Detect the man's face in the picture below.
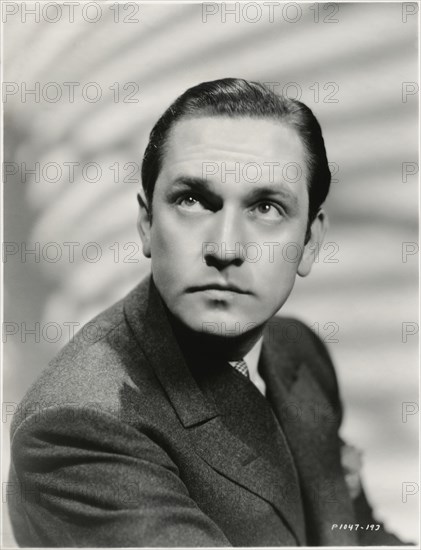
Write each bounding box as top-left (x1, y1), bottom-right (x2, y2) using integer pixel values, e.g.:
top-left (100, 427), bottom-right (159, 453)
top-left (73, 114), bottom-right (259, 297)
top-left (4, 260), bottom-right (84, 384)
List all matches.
top-left (139, 116), bottom-right (319, 336)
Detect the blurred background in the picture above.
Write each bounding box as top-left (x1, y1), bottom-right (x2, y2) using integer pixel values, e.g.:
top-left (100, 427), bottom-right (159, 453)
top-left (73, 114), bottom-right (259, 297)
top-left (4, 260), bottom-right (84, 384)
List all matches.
top-left (3, 1), bottom-right (419, 545)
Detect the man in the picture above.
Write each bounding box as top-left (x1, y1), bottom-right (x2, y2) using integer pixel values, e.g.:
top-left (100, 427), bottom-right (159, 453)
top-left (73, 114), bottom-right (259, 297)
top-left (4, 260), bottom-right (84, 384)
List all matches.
top-left (9, 78), bottom-right (403, 546)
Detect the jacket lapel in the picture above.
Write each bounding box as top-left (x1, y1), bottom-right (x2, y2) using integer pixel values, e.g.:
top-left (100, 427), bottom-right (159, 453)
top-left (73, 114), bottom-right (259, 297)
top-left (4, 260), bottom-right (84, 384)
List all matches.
top-left (124, 277), bottom-right (306, 545)
top-left (124, 275), bottom-right (218, 427)
top-left (189, 358), bottom-right (307, 546)
top-left (259, 321), bottom-right (359, 545)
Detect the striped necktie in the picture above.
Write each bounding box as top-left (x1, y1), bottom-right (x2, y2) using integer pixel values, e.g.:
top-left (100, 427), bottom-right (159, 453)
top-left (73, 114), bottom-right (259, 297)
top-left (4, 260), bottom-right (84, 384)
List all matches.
top-left (230, 359), bottom-right (249, 379)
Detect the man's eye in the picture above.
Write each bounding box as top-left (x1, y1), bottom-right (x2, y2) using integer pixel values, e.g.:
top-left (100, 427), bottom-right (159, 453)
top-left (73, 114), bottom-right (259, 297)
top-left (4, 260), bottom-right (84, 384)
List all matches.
top-left (177, 195), bottom-right (206, 211)
top-left (251, 202), bottom-right (283, 220)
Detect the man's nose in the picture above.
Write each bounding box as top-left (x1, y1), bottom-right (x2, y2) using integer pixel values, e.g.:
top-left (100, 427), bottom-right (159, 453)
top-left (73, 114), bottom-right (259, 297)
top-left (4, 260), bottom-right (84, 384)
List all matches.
top-left (202, 209), bottom-right (246, 269)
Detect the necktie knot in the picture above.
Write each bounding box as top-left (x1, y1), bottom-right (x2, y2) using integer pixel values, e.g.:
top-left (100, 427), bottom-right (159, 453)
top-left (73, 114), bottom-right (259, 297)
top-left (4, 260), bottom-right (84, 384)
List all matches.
top-left (230, 359), bottom-right (249, 379)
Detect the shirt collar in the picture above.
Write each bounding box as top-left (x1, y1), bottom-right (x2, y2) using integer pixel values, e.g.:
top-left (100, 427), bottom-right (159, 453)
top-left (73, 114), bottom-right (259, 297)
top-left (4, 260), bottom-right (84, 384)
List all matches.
top-left (228, 336), bottom-right (263, 379)
top-left (244, 336), bottom-right (263, 377)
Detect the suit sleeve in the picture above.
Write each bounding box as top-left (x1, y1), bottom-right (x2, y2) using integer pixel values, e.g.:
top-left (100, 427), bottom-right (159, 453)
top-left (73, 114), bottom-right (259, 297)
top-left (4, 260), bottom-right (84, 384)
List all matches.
top-left (9, 406), bottom-right (232, 547)
top-left (301, 323), bottom-right (409, 546)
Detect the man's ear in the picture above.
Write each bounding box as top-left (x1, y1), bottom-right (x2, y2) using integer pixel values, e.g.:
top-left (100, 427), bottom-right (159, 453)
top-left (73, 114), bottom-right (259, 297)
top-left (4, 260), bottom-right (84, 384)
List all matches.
top-left (298, 209), bottom-right (328, 277)
top-left (136, 191), bottom-right (151, 259)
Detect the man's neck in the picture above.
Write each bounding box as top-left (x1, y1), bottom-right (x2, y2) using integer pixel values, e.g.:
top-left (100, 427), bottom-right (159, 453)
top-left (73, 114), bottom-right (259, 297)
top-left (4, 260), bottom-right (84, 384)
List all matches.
top-left (166, 310), bottom-right (266, 362)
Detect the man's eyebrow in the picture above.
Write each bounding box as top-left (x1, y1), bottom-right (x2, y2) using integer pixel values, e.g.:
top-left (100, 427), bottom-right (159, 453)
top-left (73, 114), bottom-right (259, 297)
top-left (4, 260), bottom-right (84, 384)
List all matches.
top-left (171, 176), bottom-right (215, 193)
top-left (245, 185), bottom-right (299, 209)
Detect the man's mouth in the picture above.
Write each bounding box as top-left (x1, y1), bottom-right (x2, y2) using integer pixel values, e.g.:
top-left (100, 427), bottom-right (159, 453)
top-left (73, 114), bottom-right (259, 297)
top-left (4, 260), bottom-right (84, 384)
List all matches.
top-left (187, 283), bottom-right (251, 295)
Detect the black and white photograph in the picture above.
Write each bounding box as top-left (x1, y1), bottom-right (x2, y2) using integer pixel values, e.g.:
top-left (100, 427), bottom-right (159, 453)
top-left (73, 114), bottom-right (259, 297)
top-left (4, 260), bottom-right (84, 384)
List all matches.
top-left (1, 1), bottom-right (419, 547)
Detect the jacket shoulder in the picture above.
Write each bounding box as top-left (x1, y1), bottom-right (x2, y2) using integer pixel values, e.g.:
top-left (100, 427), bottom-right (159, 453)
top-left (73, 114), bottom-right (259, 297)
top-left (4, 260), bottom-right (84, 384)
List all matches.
top-left (11, 294), bottom-right (155, 436)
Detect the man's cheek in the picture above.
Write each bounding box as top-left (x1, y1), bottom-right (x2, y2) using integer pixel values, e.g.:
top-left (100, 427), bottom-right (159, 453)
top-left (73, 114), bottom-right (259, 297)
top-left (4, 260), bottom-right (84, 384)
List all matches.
top-left (268, 263), bottom-right (297, 298)
top-left (151, 225), bottom-right (175, 254)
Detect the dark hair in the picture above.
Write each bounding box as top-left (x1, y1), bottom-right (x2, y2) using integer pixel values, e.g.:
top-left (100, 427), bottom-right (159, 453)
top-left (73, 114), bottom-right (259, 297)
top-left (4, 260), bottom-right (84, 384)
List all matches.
top-left (141, 77), bottom-right (331, 227)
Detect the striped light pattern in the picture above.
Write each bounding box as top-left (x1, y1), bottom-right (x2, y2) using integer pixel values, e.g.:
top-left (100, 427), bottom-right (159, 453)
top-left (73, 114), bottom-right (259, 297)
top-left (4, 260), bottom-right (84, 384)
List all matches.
top-left (3, 2), bottom-right (418, 545)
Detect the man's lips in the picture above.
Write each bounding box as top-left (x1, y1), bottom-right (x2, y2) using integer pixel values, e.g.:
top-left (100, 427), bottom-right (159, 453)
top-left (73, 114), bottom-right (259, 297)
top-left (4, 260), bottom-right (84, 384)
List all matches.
top-left (187, 283), bottom-right (251, 295)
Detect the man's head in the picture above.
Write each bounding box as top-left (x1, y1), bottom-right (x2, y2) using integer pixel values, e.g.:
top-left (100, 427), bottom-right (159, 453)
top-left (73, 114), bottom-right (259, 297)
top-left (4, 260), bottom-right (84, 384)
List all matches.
top-left (137, 78), bottom-right (330, 340)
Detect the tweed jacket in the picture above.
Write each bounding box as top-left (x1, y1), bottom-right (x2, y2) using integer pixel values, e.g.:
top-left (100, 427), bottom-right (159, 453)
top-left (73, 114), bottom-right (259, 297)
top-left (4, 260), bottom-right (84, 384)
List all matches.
top-left (8, 276), bottom-right (402, 546)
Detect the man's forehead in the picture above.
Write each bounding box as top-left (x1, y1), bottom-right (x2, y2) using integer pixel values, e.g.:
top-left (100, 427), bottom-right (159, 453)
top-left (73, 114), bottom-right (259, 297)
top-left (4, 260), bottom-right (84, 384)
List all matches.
top-left (164, 115), bottom-right (306, 164)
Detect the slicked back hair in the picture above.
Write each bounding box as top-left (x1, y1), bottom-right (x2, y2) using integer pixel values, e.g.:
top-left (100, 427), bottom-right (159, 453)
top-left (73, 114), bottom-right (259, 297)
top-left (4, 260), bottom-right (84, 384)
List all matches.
top-left (141, 78), bottom-right (331, 229)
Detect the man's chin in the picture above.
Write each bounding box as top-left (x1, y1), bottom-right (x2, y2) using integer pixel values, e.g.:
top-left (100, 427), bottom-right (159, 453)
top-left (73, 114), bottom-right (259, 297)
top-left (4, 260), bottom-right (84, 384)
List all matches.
top-left (176, 310), bottom-right (265, 339)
